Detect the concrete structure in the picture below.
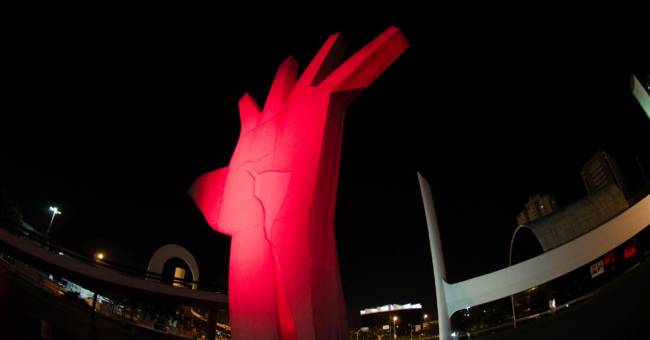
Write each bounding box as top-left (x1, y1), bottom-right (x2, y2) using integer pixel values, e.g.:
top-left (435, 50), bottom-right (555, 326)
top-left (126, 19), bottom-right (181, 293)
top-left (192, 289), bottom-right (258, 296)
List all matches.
top-left (631, 74), bottom-right (650, 119)
top-left (516, 194), bottom-right (558, 226)
top-left (483, 258), bottom-right (650, 339)
top-left (358, 303), bottom-right (426, 337)
top-left (0, 231), bottom-right (229, 340)
top-left (418, 173), bottom-right (650, 340)
top-left (359, 303), bottom-right (422, 316)
top-left (147, 244), bottom-right (199, 290)
top-left (581, 150), bottom-right (627, 197)
top-left (189, 27), bottom-right (408, 340)
top-left (0, 227), bottom-right (228, 306)
top-left (511, 184), bottom-right (628, 262)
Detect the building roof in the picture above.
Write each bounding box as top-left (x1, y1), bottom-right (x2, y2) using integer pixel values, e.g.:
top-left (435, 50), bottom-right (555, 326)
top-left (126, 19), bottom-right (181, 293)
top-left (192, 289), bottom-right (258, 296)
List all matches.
top-left (360, 303), bottom-right (422, 315)
top-left (517, 184), bottom-right (629, 252)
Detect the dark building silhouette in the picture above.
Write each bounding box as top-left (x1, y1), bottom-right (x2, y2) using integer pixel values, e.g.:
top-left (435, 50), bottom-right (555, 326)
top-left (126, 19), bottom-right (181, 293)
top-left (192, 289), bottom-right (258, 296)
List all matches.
top-left (516, 194), bottom-right (559, 226)
top-left (512, 184), bottom-right (629, 264)
top-left (581, 150), bottom-right (628, 198)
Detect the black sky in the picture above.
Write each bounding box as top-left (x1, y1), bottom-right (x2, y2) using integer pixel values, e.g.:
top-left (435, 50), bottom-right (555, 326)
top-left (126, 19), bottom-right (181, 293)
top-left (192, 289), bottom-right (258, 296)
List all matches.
top-left (2, 7), bottom-right (649, 327)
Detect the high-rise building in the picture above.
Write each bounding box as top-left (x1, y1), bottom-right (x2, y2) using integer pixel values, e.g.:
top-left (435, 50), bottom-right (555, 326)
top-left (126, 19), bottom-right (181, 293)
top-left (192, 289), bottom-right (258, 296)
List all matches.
top-left (581, 150), bottom-right (627, 197)
top-left (516, 194), bottom-right (558, 226)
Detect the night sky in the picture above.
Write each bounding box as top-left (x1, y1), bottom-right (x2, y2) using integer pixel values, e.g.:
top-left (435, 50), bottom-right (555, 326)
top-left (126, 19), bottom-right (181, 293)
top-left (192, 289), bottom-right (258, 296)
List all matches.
top-left (2, 8), bottom-right (648, 327)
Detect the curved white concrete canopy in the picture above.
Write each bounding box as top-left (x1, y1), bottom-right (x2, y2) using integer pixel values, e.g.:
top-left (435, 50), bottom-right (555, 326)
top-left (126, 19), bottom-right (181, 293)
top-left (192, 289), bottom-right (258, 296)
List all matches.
top-left (512, 184), bottom-right (628, 254)
top-left (419, 173), bottom-right (650, 340)
top-left (147, 244), bottom-right (200, 290)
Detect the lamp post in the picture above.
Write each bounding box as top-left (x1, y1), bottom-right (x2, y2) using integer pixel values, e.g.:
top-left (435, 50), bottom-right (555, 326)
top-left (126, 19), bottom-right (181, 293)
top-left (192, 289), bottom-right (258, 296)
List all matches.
top-left (421, 314), bottom-right (428, 339)
top-left (46, 206), bottom-right (62, 236)
top-left (393, 316), bottom-right (398, 339)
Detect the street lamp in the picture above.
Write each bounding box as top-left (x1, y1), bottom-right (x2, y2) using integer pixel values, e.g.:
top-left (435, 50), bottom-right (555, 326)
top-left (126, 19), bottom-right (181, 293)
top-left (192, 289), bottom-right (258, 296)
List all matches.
top-left (421, 314), bottom-right (428, 339)
top-left (47, 206), bottom-right (62, 235)
top-left (393, 316), bottom-right (398, 339)
top-left (95, 252), bottom-right (105, 261)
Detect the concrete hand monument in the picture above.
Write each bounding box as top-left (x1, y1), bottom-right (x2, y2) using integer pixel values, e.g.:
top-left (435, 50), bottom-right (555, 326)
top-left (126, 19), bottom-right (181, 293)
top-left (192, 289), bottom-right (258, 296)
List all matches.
top-left (190, 27), bottom-right (408, 340)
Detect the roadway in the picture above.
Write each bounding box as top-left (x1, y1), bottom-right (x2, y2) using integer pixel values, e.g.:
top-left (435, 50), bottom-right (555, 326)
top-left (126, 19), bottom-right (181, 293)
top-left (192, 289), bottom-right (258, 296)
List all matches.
top-left (484, 257), bottom-right (650, 339)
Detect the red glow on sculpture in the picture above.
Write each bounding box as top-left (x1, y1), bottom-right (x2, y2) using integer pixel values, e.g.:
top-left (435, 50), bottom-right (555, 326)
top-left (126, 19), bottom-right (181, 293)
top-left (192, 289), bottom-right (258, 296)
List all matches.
top-left (190, 27), bottom-right (408, 339)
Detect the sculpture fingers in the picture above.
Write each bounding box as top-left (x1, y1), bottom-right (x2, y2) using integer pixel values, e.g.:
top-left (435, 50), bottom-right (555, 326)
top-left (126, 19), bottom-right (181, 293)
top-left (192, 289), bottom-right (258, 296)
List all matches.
top-left (320, 26), bottom-right (408, 93)
top-left (295, 33), bottom-right (347, 88)
top-left (239, 93), bottom-right (262, 135)
top-left (262, 57), bottom-right (298, 117)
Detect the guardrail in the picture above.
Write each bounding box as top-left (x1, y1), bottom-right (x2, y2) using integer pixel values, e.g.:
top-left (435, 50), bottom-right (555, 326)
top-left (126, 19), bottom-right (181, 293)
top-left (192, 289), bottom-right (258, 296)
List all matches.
top-left (0, 221), bottom-right (225, 293)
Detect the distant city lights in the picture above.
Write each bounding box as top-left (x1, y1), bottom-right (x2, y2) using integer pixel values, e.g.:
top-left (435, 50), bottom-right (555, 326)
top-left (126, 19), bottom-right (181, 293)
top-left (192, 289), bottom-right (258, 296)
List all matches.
top-left (360, 303), bottom-right (422, 315)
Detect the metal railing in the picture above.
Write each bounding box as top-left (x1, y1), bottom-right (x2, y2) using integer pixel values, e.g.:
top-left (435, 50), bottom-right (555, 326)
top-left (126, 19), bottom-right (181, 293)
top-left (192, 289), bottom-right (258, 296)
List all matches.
top-left (0, 221), bottom-right (226, 293)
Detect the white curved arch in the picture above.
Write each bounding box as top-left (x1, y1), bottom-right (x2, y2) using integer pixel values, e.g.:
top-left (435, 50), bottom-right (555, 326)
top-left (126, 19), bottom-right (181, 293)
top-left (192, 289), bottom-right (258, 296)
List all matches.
top-left (509, 225), bottom-right (534, 266)
top-left (147, 244), bottom-right (200, 290)
top-left (418, 173), bottom-right (650, 340)
top-left (508, 224), bottom-right (542, 327)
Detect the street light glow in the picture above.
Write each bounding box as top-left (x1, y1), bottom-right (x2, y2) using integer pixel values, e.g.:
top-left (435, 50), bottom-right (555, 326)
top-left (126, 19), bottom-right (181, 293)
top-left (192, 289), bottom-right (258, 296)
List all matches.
top-left (47, 205), bottom-right (62, 236)
top-left (95, 252), bottom-right (105, 260)
top-left (393, 316), bottom-right (398, 321)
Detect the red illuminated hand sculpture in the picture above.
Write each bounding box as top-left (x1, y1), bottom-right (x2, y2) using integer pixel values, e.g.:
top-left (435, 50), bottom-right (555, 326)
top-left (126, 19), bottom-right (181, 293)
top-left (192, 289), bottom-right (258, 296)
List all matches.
top-left (190, 27), bottom-right (408, 340)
